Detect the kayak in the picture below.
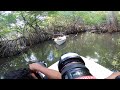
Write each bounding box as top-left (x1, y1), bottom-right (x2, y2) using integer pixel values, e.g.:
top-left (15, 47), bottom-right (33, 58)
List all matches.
top-left (54, 35), bottom-right (66, 45)
top-left (48, 56), bottom-right (113, 79)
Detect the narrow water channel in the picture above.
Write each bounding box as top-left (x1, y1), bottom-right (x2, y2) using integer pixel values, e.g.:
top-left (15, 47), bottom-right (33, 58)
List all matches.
top-left (1, 32), bottom-right (120, 78)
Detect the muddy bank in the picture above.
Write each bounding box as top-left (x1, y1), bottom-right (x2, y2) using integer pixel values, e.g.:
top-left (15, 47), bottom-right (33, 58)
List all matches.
top-left (0, 25), bottom-right (85, 58)
top-left (0, 31), bottom-right (52, 57)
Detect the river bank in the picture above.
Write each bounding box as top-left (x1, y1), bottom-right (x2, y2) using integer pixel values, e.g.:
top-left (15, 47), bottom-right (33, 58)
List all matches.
top-left (0, 24), bottom-right (120, 58)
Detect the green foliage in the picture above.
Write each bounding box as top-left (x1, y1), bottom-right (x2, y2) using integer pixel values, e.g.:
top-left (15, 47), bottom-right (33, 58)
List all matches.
top-left (77, 11), bottom-right (106, 25)
top-left (43, 11), bottom-right (107, 27)
top-left (0, 12), bottom-right (17, 27)
top-left (0, 11), bottom-right (119, 38)
top-left (0, 29), bottom-right (11, 36)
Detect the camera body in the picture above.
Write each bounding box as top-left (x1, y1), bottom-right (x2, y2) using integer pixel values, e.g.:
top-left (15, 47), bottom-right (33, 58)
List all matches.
top-left (33, 61), bottom-right (47, 79)
top-left (58, 52), bottom-right (93, 79)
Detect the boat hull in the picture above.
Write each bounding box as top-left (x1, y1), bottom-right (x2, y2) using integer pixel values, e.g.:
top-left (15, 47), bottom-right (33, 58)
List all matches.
top-left (48, 56), bottom-right (113, 79)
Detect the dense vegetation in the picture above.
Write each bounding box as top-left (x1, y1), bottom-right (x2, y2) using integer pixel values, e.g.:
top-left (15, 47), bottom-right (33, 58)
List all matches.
top-left (0, 11), bottom-right (120, 57)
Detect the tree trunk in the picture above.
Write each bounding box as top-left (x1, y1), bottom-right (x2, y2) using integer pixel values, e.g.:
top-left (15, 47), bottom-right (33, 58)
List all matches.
top-left (106, 11), bottom-right (118, 33)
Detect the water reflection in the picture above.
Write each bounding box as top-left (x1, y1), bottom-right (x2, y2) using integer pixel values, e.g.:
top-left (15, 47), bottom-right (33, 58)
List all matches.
top-left (24, 53), bottom-right (38, 62)
top-left (47, 50), bottom-right (54, 61)
top-left (30, 53), bottom-right (38, 61)
top-left (1, 32), bottom-right (120, 77)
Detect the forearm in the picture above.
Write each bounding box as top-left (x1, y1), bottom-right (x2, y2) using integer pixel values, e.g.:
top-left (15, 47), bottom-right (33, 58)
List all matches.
top-left (105, 72), bottom-right (120, 79)
top-left (36, 66), bottom-right (61, 79)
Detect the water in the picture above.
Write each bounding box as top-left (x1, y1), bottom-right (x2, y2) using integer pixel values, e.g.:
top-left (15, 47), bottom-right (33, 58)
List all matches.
top-left (1, 32), bottom-right (120, 78)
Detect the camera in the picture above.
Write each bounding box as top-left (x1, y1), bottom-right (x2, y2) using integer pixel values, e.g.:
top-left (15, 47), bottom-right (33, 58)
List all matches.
top-left (58, 52), bottom-right (92, 79)
top-left (33, 61), bottom-right (47, 79)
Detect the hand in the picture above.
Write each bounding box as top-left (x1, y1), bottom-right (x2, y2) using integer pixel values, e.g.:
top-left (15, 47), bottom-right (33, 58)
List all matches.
top-left (105, 72), bottom-right (120, 79)
top-left (29, 63), bottom-right (44, 72)
top-left (29, 63), bottom-right (61, 79)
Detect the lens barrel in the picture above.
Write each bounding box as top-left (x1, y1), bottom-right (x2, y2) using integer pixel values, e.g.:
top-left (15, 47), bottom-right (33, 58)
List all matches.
top-left (58, 52), bottom-right (92, 79)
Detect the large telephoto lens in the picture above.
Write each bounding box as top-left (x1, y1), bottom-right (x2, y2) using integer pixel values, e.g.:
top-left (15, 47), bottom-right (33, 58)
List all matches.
top-left (58, 52), bottom-right (92, 79)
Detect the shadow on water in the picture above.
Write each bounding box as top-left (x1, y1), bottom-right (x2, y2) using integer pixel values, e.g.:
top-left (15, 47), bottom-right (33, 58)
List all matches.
top-left (1, 32), bottom-right (120, 77)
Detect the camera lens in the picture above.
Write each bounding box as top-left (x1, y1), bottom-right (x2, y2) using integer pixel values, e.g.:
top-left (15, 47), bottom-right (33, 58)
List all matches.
top-left (35, 61), bottom-right (47, 79)
top-left (58, 52), bottom-right (92, 79)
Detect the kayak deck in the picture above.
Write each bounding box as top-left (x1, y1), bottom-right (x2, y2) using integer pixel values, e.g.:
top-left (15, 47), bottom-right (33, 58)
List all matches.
top-left (48, 56), bottom-right (113, 79)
